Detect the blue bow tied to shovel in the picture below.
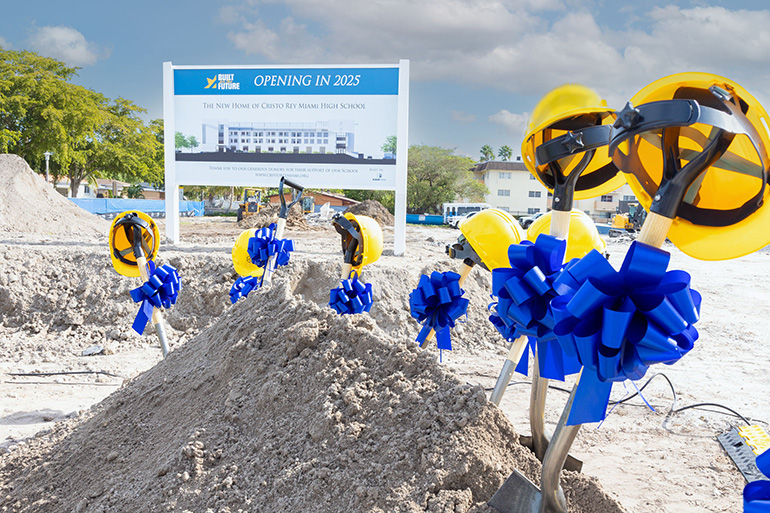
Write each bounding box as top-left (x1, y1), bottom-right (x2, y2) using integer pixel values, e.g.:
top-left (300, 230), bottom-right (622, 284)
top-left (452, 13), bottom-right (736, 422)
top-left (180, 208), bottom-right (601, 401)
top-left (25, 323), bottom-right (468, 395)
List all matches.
top-left (409, 271), bottom-right (469, 357)
top-left (745, 449), bottom-right (770, 512)
top-left (129, 261), bottom-right (181, 335)
top-left (248, 223), bottom-right (294, 269)
top-left (488, 234), bottom-right (582, 381)
top-left (551, 241), bottom-right (701, 425)
top-left (329, 272), bottom-right (374, 315)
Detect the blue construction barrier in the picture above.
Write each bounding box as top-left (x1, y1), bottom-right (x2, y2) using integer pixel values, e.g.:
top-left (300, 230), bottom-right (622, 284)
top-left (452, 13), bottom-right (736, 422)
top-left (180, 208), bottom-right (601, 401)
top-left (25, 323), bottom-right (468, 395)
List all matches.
top-left (406, 214), bottom-right (445, 225)
top-left (69, 198), bottom-right (205, 217)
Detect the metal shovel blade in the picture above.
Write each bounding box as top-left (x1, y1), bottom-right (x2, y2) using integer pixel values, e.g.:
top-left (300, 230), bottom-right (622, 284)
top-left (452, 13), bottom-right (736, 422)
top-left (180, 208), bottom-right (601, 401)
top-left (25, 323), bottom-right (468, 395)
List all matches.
top-left (488, 469), bottom-right (541, 513)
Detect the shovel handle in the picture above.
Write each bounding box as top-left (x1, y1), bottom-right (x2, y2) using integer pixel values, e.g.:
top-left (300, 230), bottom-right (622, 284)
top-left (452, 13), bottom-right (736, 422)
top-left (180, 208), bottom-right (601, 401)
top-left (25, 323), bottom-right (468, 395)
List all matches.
top-left (261, 218), bottom-right (288, 288)
top-left (489, 335), bottom-right (529, 406)
top-left (421, 262), bottom-right (473, 345)
top-left (136, 255), bottom-right (169, 358)
top-left (340, 262), bottom-right (353, 281)
top-left (637, 212), bottom-right (672, 247)
top-left (540, 213), bottom-right (675, 513)
top-left (549, 209), bottom-right (571, 240)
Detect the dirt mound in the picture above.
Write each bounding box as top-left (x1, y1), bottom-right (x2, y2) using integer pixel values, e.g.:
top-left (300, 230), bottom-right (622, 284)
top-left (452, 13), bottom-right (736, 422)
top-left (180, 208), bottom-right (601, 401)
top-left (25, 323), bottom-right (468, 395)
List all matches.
top-left (237, 203), bottom-right (310, 230)
top-left (0, 270), bottom-right (626, 513)
top-left (0, 154), bottom-right (109, 238)
top-left (344, 199), bottom-right (394, 226)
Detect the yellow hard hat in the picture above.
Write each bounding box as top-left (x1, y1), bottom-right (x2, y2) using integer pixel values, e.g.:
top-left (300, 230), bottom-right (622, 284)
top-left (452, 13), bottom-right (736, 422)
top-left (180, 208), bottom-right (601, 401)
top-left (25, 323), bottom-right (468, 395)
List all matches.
top-left (232, 229), bottom-right (266, 278)
top-left (522, 84), bottom-right (626, 201)
top-left (459, 209), bottom-right (527, 269)
top-left (333, 213), bottom-right (383, 272)
top-left (609, 72), bottom-right (770, 260)
top-left (526, 209), bottom-right (605, 260)
top-left (109, 211), bottom-right (160, 277)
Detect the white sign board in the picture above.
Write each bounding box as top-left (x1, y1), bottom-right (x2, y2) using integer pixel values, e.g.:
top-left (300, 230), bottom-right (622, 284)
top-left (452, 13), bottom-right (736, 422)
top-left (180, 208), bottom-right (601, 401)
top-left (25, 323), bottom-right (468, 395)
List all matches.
top-left (163, 61), bottom-right (409, 254)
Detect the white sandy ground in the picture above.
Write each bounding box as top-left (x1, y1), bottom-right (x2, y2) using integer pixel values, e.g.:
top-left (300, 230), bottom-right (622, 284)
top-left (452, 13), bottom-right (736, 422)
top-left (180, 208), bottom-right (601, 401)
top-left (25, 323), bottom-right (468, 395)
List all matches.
top-left (1, 216), bottom-right (768, 512)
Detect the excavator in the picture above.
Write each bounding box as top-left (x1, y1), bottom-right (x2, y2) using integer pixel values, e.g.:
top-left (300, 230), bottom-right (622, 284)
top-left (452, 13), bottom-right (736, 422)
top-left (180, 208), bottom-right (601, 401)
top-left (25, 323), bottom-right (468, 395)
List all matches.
top-left (236, 189), bottom-right (263, 222)
top-left (609, 202), bottom-right (647, 238)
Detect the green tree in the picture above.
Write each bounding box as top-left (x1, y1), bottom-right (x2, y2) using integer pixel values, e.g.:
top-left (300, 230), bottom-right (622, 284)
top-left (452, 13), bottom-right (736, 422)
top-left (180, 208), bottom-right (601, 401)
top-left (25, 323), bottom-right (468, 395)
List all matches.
top-left (0, 48), bottom-right (87, 172)
top-left (126, 183), bottom-right (145, 199)
top-left (0, 48), bottom-right (163, 196)
top-left (498, 145), bottom-right (513, 161)
top-left (480, 144), bottom-right (494, 162)
top-left (64, 97), bottom-right (162, 197)
top-left (175, 131), bottom-right (189, 152)
top-left (381, 135), bottom-right (397, 155)
top-left (187, 135), bottom-right (199, 153)
top-left (407, 145), bottom-right (488, 214)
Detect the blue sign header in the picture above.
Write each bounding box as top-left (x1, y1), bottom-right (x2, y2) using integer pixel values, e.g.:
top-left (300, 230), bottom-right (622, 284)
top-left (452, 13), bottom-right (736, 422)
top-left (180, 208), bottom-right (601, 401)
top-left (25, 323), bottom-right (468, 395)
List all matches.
top-left (174, 67), bottom-right (399, 96)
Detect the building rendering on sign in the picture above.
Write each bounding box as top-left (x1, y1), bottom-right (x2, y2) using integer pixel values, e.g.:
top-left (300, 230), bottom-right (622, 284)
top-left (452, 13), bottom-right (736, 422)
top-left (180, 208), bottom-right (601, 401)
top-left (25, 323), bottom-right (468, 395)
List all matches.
top-left (470, 159), bottom-right (636, 221)
top-left (198, 120), bottom-right (357, 156)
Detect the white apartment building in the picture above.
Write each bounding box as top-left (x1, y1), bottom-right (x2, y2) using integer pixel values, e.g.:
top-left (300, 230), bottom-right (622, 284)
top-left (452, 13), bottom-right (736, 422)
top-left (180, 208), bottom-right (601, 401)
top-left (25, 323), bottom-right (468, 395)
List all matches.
top-left (571, 183), bottom-right (637, 223)
top-left (471, 160), bottom-right (548, 216)
top-left (199, 120), bottom-right (355, 155)
top-left (472, 160), bottom-right (638, 221)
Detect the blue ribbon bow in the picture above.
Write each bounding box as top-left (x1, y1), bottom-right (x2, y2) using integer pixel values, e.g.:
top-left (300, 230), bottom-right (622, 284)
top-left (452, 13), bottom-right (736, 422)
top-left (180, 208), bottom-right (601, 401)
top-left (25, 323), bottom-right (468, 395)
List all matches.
top-left (248, 223), bottom-right (294, 269)
top-left (745, 449), bottom-right (770, 512)
top-left (230, 275), bottom-right (260, 304)
top-left (129, 261), bottom-right (181, 335)
top-left (409, 271), bottom-right (469, 356)
top-left (329, 272), bottom-right (374, 315)
top-left (488, 234), bottom-right (582, 381)
top-left (550, 241), bottom-right (702, 425)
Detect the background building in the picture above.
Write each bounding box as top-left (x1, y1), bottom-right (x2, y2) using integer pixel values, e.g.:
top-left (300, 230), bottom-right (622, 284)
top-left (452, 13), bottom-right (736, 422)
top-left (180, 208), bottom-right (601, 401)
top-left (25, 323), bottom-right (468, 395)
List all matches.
top-left (471, 159), bottom-right (548, 216)
top-left (471, 159), bottom-right (637, 221)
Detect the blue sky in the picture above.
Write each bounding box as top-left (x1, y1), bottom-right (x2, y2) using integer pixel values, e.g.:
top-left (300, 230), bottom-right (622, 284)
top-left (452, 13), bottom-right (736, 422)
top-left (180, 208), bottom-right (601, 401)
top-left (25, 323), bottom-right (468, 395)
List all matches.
top-left (3, 0), bottom-right (770, 159)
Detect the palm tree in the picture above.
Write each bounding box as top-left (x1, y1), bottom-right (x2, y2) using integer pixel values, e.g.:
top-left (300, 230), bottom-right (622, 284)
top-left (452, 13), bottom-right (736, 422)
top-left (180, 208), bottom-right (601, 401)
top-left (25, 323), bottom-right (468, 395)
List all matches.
top-left (498, 145), bottom-right (513, 162)
top-left (480, 145), bottom-right (494, 162)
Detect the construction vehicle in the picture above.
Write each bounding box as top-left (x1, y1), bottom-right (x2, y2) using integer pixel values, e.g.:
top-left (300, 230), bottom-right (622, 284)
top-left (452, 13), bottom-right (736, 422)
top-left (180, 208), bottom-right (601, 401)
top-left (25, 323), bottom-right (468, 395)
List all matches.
top-left (609, 201), bottom-right (647, 237)
top-left (236, 189), bottom-right (263, 222)
top-left (300, 195), bottom-right (315, 214)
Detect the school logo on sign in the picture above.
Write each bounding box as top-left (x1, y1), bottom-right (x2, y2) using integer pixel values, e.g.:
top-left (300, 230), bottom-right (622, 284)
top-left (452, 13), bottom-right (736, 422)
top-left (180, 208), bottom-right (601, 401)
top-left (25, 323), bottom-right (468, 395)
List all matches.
top-left (204, 74), bottom-right (240, 91)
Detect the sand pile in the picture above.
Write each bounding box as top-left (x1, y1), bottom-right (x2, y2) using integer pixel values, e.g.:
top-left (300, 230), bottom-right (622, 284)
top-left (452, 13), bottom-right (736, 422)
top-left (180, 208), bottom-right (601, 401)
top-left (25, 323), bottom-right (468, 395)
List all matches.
top-left (0, 270), bottom-right (626, 513)
top-left (344, 199), bottom-right (395, 226)
top-left (0, 154), bottom-right (109, 238)
top-left (237, 203), bottom-right (310, 230)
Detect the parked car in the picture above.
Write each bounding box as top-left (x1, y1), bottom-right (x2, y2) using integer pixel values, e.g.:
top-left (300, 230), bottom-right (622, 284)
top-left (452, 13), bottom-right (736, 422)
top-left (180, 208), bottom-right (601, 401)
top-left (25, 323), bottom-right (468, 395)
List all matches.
top-left (452, 211), bottom-right (479, 229)
top-left (519, 211), bottom-right (545, 229)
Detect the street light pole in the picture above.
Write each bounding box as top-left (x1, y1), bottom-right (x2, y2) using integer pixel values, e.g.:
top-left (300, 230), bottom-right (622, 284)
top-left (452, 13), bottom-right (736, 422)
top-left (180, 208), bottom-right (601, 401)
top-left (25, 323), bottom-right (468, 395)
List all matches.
top-left (43, 151), bottom-right (52, 183)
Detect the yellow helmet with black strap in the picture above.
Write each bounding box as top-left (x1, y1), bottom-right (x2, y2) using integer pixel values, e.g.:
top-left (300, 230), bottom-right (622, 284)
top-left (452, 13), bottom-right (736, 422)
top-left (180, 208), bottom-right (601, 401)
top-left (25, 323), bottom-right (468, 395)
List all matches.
top-left (333, 213), bottom-right (383, 273)
top-left (609, 72), bottom-right (770, 260)
top-left (522, 84), bottom-right (626, 204)
top-left (109, 211), bottom-right (160, 277)
top-left (453, 208), bottom-right (526, 270)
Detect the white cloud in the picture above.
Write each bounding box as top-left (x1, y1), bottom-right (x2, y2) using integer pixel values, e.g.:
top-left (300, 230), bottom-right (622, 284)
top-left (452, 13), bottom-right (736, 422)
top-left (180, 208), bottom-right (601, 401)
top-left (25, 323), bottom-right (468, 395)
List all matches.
top-left (222, 2), bottom-right (770, 111)
top-left (0, 36), bottom-right (11, 49)
top-left (451, 110), bottom-right (477, 123)
top-left (489, 109), bottom-right (528, 135)
top-left (27, 26), bottom-right (107, 66)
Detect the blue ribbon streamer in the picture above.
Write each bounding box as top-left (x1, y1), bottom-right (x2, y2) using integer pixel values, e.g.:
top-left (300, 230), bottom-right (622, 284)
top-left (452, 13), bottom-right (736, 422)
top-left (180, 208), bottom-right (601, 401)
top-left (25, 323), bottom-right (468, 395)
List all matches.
top-left (745, 449), bottom-right (770, 512)
top-left (230, 275), bottom-right (260, 304)
top-left (409, 271), bottom-right (469, 356)
top-left (550, 241), bottom-right (702, 425)
top-left (248, 223), bottom-right (294, 269)
top-left (129, 261), bottom-right (181, 335)
top-left (487, 234), bottom-right (582, 381)
top-left (329, 272), bottom-right (374, 315)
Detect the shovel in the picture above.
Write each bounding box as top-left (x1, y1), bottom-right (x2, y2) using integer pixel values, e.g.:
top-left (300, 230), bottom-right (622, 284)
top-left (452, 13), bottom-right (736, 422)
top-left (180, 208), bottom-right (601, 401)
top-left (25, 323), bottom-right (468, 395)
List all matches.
top-left (489, 136), bottom-right (609, 471)
top-left (490, 95), bottom-right (740, 513)
top-left (261, 176), bottom-right (303, 287)
top-left (124, 219), bottom-right (171, 358)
